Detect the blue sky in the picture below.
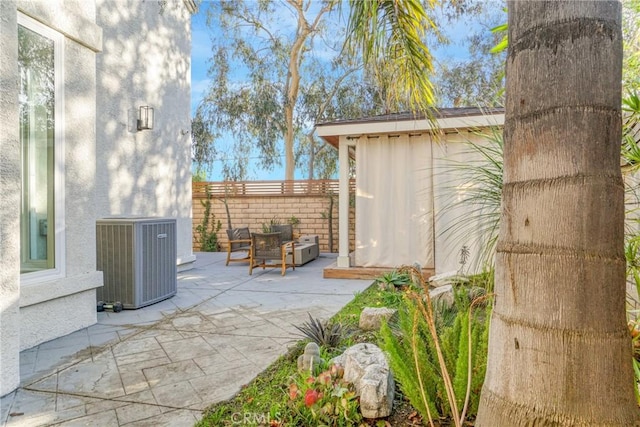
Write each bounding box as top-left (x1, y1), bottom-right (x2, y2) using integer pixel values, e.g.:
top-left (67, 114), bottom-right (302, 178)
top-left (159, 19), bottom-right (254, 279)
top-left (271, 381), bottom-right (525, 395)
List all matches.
top-left (189, 1), bottom-right (504, 180)
top-left (190, 2), bottom-right (287, 180)
top-left (190, 2), bottom-right (490, 113)
top-left (190, 6), bottom-right (212, 115)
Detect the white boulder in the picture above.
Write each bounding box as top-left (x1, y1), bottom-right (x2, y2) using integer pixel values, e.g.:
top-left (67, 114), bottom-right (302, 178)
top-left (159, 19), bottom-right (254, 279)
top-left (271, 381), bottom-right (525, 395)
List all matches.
top-left (331, 343), bottom-right (394, 419)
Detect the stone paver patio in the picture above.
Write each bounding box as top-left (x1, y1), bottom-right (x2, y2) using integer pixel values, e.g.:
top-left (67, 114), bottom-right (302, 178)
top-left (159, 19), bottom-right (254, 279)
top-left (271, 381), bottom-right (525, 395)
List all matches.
top-left (0, 252), bottom-right (371, 426)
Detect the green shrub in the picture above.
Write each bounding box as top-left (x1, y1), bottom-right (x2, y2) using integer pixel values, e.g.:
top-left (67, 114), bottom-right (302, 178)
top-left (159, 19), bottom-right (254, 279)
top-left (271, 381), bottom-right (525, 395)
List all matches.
top-left (261, 216), bottom-right (282, 232)
top-left (442, 290), bottom-right (490, 418)
top-left (195, 187), bottom-right (222, 251)
top-left (288, 364), bottom-right (364, 427)
top-left (380, 293), bottom-right (442, 420)
top-left (379, 270), bottom-right (491, 425)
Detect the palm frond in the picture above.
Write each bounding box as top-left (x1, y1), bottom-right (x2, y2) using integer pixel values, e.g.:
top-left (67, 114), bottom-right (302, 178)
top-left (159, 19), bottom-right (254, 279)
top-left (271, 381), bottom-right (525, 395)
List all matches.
top-left (345, 0), bottom-right (439, 113)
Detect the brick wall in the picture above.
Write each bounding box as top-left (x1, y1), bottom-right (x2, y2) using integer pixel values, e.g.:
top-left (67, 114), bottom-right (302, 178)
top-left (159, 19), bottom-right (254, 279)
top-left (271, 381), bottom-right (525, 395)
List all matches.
top-left (192, 182), bottom-right (355, 253)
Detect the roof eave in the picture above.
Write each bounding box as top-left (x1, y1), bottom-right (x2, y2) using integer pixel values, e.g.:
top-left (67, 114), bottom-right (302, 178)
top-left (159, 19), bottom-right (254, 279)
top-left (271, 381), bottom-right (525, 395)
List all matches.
top-left (316, 112), bottom-right (505, 149)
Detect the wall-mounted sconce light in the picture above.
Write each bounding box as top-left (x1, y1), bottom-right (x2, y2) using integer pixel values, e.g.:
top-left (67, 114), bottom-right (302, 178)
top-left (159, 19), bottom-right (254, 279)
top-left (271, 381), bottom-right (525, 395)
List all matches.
top-left (137, 106), bottom-right (154, 131)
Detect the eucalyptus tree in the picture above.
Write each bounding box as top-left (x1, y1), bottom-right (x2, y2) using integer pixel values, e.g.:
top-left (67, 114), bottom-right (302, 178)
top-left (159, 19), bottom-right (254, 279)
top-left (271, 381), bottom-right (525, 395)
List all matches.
top-left (346, 0), bottom-right (640, 425)
top-left (432, 6), bottom-right (506, 107)
top-left (197, 0), bottom-right (360, 181)
top-left (296, 53), bottom-right (390, 179)
top-left (191, 110), bottom-right (217, 176)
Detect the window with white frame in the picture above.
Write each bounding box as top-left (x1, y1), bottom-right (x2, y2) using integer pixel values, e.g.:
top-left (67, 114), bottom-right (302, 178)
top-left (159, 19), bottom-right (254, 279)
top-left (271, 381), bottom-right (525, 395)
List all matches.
top-left (18, 14), bottom-right (65, 281)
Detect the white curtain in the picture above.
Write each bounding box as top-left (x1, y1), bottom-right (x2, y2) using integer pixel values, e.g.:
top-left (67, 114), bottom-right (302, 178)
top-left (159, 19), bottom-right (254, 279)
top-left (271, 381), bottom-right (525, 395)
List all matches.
top-left (355, 134), bottom-right (434, 268)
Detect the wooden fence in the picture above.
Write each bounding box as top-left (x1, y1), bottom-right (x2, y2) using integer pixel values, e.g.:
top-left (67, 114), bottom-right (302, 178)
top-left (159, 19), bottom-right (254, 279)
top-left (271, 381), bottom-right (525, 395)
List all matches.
top-left (192, 179), bottom-right (353, 198)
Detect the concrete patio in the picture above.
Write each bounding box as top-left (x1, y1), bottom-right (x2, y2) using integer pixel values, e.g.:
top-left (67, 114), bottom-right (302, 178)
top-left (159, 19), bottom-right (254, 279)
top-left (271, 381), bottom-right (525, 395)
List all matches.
top-left (0, 252), bottom-right (372, 426)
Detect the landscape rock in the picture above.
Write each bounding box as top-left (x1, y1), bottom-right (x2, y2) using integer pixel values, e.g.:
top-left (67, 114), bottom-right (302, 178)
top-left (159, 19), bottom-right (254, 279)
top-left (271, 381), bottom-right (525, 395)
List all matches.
top-left (297, 342), bottom-right (323, 373)
top-left (428, 270), bottom-right (459, 288)
top-left (359, 307), bottom-right (397, 331)
top-left (429, 284), bottom-right (454, 310)
top-left (468, 286), bottom-right (487, 303)
top-left (331, 343), bottom-right (394, 419)
top-left (428, 284), bottom-right (487, 310)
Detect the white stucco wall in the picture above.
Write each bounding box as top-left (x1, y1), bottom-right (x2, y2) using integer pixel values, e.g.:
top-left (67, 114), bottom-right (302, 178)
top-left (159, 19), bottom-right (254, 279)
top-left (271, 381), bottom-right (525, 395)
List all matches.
top-left (16, 1), bottom-right (104, 351)
top-left (0, 0), bottom-right (104, 396)
top-left (95, 0), bottom-right (195, 270)
top-left (1, 0), bottom-right (195, 397)
top-left (0, 0), bottom-right (23, 397)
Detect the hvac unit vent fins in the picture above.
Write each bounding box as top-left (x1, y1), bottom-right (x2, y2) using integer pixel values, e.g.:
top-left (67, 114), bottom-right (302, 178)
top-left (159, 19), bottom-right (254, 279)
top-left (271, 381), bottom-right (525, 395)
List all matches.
top-left (96, 217), bottom-right (177, 309)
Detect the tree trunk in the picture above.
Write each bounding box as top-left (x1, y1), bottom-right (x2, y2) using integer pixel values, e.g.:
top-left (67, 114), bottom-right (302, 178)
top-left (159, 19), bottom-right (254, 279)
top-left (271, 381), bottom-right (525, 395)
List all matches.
top-left (284, 103), bottom-right (296, 182)
top-left (307, 132), bottom-right (316, 181)
top-left (283, 3), bottom-right (308, 182)
top-left (327, 194), bottom-right (334, 253)
top-left (476, 1), bottom-right (640, 425)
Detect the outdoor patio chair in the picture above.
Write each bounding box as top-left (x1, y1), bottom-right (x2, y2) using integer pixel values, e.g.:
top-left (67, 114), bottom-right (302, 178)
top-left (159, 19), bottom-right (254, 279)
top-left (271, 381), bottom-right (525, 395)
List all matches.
top-left (249, 232), bottom-right (295, 276)
top-left (225, 227), bottom-right (252, 266)
top-left (270, 224), bottom-right (295, 243)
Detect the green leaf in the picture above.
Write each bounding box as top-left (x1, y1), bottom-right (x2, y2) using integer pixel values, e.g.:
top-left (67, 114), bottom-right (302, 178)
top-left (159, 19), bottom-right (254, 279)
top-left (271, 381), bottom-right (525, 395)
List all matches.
top-left (623, 92), bottom-right (640, 113)
top-left (490, 23), bottom-right (508, 33)
top-left (490, 36), bottom-right (508, 54)
top-left (633, 358), bottom-right (640, 405)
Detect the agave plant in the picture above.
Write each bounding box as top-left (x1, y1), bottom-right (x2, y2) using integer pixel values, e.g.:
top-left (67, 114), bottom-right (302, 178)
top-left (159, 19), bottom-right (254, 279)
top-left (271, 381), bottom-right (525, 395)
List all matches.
top-left (293, 313), bottom-right (347, 349)
top-left (375, 270), bottom-right (412, 290)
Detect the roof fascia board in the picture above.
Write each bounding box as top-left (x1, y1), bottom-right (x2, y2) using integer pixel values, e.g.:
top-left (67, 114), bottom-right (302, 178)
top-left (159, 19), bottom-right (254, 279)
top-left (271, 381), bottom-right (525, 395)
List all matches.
top-left (316, 113), bottom-right (505, 138)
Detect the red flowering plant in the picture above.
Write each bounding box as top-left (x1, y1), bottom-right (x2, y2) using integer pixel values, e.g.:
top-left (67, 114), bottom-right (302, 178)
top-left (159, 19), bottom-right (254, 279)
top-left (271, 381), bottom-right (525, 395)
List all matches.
top-left (288, 363), bottom-right (365, 426)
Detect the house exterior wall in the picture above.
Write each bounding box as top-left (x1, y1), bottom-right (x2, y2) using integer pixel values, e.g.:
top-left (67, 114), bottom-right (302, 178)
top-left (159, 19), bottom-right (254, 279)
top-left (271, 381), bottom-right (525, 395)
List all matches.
top-left (0, 0), bottom-right (104, 396)
top-left (1, 0), bottom-right (195, 398)
top-left (95, 0), bottom-right (195, 270)
top-left (0, 0), bottom-right (23, 397)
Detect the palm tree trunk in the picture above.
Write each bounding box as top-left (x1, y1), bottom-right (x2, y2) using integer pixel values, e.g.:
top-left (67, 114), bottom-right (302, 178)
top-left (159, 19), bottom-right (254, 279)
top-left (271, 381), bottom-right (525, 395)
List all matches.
top-left (476, 1), bottom-right (640, 425)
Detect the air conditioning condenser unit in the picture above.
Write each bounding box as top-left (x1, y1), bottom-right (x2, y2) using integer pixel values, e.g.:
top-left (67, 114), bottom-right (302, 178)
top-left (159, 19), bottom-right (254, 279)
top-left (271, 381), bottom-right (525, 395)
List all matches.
top-left (96, 217), bottom-right (177, 309)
